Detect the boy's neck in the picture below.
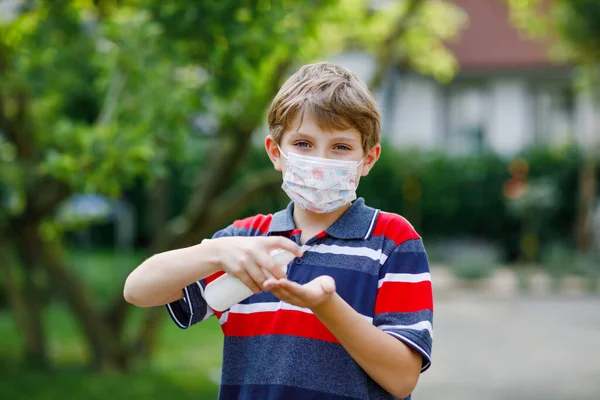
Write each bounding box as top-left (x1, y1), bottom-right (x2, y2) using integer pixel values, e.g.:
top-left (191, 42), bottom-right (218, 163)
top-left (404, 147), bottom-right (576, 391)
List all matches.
top-left (292, 202), bottom-right (352, 241)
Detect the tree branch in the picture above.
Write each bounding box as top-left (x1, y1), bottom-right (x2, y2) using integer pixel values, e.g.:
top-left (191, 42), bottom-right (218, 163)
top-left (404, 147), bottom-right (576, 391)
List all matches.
top-left (179, 169), bottom-right (282, 248)
top-left (154, 58), bottom-right (292, 253)
top-left (0, 239), bottom-right (49, 369)
top-left (369, 0), bottom-right (426, 89)
top-left (96, 68), bottom-right (127, 126)
top-left (130, 169), bottom-right (283, 358)
top-left (36, 234), bottom-right (127, 371)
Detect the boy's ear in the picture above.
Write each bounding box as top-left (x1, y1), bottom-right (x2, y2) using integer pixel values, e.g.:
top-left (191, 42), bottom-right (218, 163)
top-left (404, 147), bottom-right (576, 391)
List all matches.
top-left (360, 143), bottom-right (381, 177)
top-left (265, 135), bottom-right (283, 171)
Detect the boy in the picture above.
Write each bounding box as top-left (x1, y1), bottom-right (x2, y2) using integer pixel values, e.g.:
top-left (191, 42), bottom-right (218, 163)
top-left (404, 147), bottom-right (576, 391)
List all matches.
top-left (124, 62), bottom-right (433, 400)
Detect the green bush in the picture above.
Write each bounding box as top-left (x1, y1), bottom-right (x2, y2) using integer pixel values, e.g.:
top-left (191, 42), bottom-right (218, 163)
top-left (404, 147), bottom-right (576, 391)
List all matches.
top-left (433, 239), bottom-right (500, 281)
top-left (358, 143), bottom-right (588, 261)
top-left (86, 141), bottom-right (597, 263)
top-left (541, 242), bottom-right (600, 291)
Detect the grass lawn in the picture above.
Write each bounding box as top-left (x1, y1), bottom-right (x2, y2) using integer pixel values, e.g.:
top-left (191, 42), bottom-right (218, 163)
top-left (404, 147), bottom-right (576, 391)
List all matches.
top-left (0, 249), bottom-right (224, 399)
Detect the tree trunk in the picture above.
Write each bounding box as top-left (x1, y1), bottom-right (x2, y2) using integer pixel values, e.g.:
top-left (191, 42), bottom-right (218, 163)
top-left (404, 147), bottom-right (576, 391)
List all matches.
top-left (104, 178), bottom-right (172, 343)
top-left (33, 229), bottom-right (129, 371)
top-left (368, 0), bottom-right (425, 90)
top-left (576, 101), bottom-right (599, 253)
top-left (131, 170), bottom-right (283, 358)
top-left (576, 154), bottom-right (598, 252)
top-left (178, 170), bottom-right (282, 248)
top-left (0, 239), bottom-right (49, 370)
top-left (148, 178), bottom-right (171, 241)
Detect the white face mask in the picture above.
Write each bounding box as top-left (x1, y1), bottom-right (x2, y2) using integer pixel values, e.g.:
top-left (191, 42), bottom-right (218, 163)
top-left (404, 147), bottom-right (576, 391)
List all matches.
top-left (278, 147), bottom-right (365, 213)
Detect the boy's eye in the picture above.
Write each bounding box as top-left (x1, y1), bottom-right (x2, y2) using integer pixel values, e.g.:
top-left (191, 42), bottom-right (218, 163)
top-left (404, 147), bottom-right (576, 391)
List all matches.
top-left (294, 141), bottom-right (311, 148)
top-left (334, 144), bottom-right (351, 151)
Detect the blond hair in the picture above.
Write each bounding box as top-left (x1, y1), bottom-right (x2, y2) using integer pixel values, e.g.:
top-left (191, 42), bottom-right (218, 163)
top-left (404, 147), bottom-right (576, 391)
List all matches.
top-left (267, 62), bottom-right (381, 152)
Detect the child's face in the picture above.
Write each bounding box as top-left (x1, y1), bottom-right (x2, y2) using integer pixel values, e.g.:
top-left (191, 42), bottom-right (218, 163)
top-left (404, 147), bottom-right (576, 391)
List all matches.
top-left (265, 112), bottom-right (381, 185)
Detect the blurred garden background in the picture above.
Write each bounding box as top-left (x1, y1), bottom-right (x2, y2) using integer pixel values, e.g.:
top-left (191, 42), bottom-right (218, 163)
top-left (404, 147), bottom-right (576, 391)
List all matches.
top-left (1, 0), bottom-right (599, 399)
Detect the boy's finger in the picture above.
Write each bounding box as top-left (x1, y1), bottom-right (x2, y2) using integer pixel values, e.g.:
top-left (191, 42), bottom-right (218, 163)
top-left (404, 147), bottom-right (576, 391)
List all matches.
top-left (277, 278), bottom-right (304, 292)
top-left (239, 272), bottom-right (262, 294)
top-left (245, 261), bottom-right (268, 290)
top-left (267, 237), bottom-right (303, 258)
top-left (263, 278), bottom-right (277, 290)
top-left (269, 286), bottom-right (295, 302)
top-left (254, 252), bottom-right (286, 280)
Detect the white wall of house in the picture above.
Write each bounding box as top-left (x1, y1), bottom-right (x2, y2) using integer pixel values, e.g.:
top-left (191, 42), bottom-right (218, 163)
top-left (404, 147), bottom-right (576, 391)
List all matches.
top-left (383, 74), bottom-right (539, 155)
top-left (388, 74), bottom-right (444, 149)
top-left (0, 0), bottom-right (20, 22)
top-left (574, 91), bottom-right (599, 149)
top-left (487, 78), bottom-right (534, 155)
top-left (379, 72), bottom-right (594, 156)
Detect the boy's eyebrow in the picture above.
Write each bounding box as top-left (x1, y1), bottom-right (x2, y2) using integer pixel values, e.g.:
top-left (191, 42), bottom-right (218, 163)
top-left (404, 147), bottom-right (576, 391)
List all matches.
top-left (292, 131), bottom-right (359, 143)
top-left (330, 134), bottom-right (360, 143)
top-left (289, 131), bottom-right (315, 139)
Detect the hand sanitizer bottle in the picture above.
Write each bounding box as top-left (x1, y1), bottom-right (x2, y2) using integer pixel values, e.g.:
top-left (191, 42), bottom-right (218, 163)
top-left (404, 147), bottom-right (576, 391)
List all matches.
top-left (204, 249), bottom-right (296, 312)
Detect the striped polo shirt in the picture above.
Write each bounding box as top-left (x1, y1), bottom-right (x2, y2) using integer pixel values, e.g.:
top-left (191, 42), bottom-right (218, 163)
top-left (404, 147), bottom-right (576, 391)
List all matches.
top-left (166, 198), bottom-right (433, 400)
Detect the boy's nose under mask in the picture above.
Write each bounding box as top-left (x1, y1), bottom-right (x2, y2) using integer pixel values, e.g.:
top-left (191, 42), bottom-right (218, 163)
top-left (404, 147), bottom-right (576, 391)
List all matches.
top-left (278, 147), bottom-right (364, 213)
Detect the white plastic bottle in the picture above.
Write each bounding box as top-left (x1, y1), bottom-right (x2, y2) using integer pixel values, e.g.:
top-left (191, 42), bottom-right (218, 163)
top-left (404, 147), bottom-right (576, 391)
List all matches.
top-left (204, 249), bottom-right (296, 312)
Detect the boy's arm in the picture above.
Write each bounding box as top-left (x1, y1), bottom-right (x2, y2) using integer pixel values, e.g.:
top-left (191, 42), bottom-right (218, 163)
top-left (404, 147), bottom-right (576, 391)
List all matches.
top-left (124, 240), bottom-right (221, 308)
top-left (264, 276), bottom-right (423, 399)
top-left (313, 293), bottom-right (422, 399)
top-left (264, 237), bottom-right (433, 399)
top-left (124, 235), bottom-right (303, 308)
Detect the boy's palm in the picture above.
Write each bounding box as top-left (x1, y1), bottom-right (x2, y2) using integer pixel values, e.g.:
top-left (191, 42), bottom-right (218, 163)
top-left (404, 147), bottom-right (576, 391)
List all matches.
top-left (264, 275), bottom-right (336, 309)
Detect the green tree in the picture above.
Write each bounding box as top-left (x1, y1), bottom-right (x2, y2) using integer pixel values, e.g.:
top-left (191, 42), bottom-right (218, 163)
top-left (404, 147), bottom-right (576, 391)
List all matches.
top-left (508, 0), bottom-right (600, 252)
top-left (0, 0), bottom-right (464, 371)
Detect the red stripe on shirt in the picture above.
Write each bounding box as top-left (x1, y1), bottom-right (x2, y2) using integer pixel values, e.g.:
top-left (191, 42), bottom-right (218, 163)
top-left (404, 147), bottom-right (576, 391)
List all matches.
top-left (204, 271), bottom-right (226, 285)
top-left (233, 214), bottom-right (273, 233)
top-left (316, 231), bottom-right (327, 239)
top-left (222, 310), bottom-right (338, 343)
top-left (375, 281), bottom-right (433, 314)
top-left (371, 212), bottom-right (420, 246)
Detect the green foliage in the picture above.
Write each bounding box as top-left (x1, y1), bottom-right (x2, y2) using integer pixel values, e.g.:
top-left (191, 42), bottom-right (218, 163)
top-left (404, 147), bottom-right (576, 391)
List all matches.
top-left (508, 0), bottom-right (600, 97)
top-left (540, 242), bottom-right (600, 292)
top-left (542, 242), bottom-right (600, 277)
top-left (0, 250), bottom-right (224, 397)
top-left (213, 142), bottom-right (590, 261)
top-left (1, 2), bottom-right (200, 201)
top-left (0, 0), bottom-right (468, 374)
top-left (358, 145), bottom-right (513, 239)
top-left (447, 245), bottom-right (499, 281)
top-left (0, 368), bottom-right (218, 400)
top-left (305, 0), bottom-right (466, 82)
top-left (0, 0), bottom-right (465, 219)
top-left (0, 298), bottom-right (223, 399)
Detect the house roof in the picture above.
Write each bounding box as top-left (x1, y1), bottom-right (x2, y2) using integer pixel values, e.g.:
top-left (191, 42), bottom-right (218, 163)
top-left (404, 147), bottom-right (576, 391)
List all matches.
top-left (448, 0), bottom-right (558, 71)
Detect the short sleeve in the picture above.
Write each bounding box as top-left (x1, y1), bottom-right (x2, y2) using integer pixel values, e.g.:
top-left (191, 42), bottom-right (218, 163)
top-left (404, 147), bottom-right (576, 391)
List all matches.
top-left (373, 238), bottom-right (434, 372)
top-left (165, 224), bottom-right (234, 329)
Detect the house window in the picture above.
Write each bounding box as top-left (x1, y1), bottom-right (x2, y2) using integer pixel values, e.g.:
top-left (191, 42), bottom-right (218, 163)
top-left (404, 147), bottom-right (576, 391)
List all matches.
top-left (446, 84), bottom-right (490, 155)
top-left (532, 82), bottom-right (574, 146)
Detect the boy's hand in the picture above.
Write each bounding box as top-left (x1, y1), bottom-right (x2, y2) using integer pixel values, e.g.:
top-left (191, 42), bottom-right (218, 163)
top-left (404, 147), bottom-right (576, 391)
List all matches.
top-left (263, 276), bottom-right (336, 309)
top-left (208, 236), bottom-right (303, 294)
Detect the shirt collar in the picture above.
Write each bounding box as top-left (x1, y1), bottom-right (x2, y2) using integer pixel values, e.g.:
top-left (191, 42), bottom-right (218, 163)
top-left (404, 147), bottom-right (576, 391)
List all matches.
top-left (268, 198), bottom-right (378, 240)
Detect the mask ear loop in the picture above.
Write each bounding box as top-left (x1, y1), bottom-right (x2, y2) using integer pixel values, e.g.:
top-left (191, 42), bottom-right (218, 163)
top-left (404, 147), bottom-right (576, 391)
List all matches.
top-left (277, 145), bottom-right (288, 160)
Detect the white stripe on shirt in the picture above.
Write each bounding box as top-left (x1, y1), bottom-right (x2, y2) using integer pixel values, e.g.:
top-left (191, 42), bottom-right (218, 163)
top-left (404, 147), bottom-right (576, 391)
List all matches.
top-left (307, 244), bottom-right (383, 263)
top-left (378, 320), bottom-right (433, 338)
top-left (218, 301), bottom-right (373, 324)
top-left (378, 272), bottom-right (431, 288)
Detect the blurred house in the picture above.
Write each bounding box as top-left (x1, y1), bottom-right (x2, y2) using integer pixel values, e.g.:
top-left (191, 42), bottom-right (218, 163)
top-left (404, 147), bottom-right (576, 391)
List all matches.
top-left (0, 0), bottom-right (20, 22)
top-left (337, 0), bottom-right (598, 156)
